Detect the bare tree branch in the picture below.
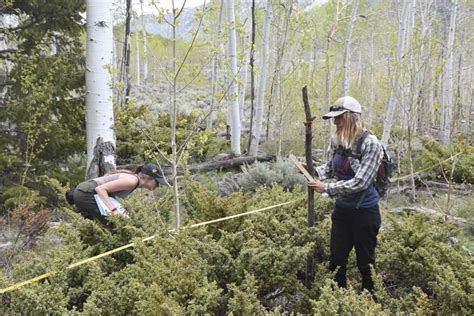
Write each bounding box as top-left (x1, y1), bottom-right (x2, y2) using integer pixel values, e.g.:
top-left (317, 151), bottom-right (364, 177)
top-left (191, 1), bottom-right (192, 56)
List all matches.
top-left (174, 0), bottom-right (206, 80)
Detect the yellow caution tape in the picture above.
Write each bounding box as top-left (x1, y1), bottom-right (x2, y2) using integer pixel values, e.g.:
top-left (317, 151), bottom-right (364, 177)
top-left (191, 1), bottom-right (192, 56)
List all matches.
top-left (0, 152), bottom-right (462, 294)
top-left (0, 200), bottom-right (298, 294)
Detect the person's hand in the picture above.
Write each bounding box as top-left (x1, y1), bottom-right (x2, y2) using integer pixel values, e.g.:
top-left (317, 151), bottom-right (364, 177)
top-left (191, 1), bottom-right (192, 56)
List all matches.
top-left (308, 180), bottom-right (326, 193)
top-left (111, 206), bottom-right (129, 219)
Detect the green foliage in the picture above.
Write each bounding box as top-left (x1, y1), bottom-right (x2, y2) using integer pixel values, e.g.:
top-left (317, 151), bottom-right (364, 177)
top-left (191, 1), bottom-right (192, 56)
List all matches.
top-left (1, 185), bottom-right (47, 211)
top-left (116, 109), bottom-right (228, 165)
top-left (311, 279), bottom-right (387, 314)
top-left (227, 272), bottom-right (265, 315)
top-left (1, 1), bottom-right (473, 312)
top-left (239, 160), bottom-right (307, 192)
top-left (376, 213), bottom-right (474, 313)
top-left (115, 103), bottom-right (152, 165)
top-left (416, 137), bottom-right (474, 184)
top-left (1, 181), bottom-right (473, 314)
top-left (1, 0), bottom-right (86, 213)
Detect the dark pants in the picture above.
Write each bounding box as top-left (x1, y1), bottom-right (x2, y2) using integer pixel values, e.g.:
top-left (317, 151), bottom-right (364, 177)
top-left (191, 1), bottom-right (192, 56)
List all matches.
top-left (73, 180), bottom-right (108, 225)
top-left (329, 204), bottom-right (381, 292)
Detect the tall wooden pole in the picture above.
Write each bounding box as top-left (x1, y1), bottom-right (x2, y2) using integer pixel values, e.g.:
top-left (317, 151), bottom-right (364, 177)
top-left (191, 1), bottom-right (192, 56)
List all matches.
top-left (302, 86), bottom-right (315, 287)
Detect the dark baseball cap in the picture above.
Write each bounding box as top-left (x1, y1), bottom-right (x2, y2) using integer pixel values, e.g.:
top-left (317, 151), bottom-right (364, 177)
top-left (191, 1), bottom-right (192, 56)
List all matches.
top-left (141, 163), bottom-right (168, 186)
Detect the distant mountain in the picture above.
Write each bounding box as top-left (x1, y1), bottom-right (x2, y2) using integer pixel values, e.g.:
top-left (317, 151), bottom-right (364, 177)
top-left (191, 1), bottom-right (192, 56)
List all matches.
top-left (131, 0), bottom-right (327, 40)
top-left (131, 7), bottom-right (201, 41)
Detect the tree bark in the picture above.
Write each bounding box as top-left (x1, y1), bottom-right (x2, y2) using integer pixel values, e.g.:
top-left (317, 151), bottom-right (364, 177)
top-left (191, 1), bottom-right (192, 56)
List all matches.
top-left (381, 0), bottom-right (410, 148)
top-left (248, 0), bottom-right (272, 157)
top-left (226, 0), bottom-right (242, 156)
top-left (208, 0), bottom-right (225, 129)
top-left (140, 0), bottom-right (148, 82)
top-left (342, 0), bottom-right (359, 95)
top-left (238, 0), bottom-right (251, 122)
top-left (325, 0), bottom-right (341, 157)
top-left (440, 0), bottom-right (458, 143)
top-left (120, 0), bottom-right (132, 106)
top-left (85, 0), bottom-right (116, 179)
top-left (266, 0), bottom-right (293, 142)
top-left (135, 30), bottom-right (140, 85)
top-left (170, 0), bottom-right (186, 232)
top-left (247, 0), bottom-right (256, 154)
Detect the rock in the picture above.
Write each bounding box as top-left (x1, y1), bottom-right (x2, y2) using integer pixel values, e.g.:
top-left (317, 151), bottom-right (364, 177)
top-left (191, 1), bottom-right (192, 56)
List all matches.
top-left (0, 242), bottom-right (14, 250)
top-left (216, 173), bottom-right (241, 196)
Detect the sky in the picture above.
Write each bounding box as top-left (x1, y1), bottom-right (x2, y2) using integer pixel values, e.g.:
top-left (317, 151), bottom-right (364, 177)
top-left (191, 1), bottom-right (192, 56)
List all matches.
top-left (132, 0), bottom-right (207, 13)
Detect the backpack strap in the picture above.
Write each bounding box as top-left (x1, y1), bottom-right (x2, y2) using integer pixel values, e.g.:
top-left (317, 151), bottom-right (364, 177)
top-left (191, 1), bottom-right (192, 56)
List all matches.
top-left (351, 130), bottom-right (371, 160)
top-left (354, 130), bottom-right (372, 209)
top-left (125, 174), bottom-right (140, 196)
top-left (132, 174), bottom-right (140, 191)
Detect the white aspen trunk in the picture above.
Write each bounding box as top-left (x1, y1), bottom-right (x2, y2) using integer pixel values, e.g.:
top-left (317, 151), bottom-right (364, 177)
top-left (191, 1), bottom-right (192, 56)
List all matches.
top-left (342, 0), bottom-right (359, 96)
top-left (135, 31), bottom-right (140, 85)
top-left (247, 0), bottom-right (256, 153)
top-left (112, 34), bottom-right (118, 82)
top-left (238, 2), bottom-right (251, 124)
top-left (85, 0), bottom-right (116, 177)
top-left (325, 0), bottom-right (341, 156)
top-left (171, 0), bottom-right (180, 232)
top-left (266, 0), bottom-right (293, 142)
top-left (406, 0), bottom-right (417, 201)
top-left (248, 0), bottom-right (271, 157)
top-left (452, 53), bottom-right (462, 136)
top-left (207, 0), bottom-right (225, 129)
top-left (416, 0), bottom-right (433, 134)
top-left (239, 45), bottom-right (250, 123)
top-left (238, 0), bottom-right (251, 123)
top-left (140, 0), bottom-right (148, 82)
top-left (381, 0), bottom-right (410, 148)
top-left (467, 80), bottom-right (473, 135)
top-left (226, 0), bottom-right (242, 156)
top-left (440, 0), bottom-right (458, 143)
top-left (265, 19), bottom-right (278, 143)
top-left (119, 0), bottom-right (132, 107)
top-left (368, 31), bottom-right (375, 126)
top-left (355, 52), bottom-right (363, 89)
top-left (401, 0), bottom-right (416, 131)
top-left (429, 72), bottom-right (435, 126)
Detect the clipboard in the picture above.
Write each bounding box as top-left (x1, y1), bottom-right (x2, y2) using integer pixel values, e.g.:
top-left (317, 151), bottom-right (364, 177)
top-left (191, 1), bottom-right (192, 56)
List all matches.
top-left (289, 154), bottom-right (316, 182)
top-left (94, 194), bottom-right (124, 217)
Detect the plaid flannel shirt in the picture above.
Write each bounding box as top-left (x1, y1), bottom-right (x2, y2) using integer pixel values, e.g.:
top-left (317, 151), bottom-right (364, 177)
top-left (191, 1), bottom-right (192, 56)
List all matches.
top-left (315, 132), bottom-right (383, 197)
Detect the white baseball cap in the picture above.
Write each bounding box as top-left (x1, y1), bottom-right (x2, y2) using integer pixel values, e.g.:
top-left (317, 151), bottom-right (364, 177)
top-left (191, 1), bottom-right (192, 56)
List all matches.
top-left (322, 96), bottom-right (362, 120)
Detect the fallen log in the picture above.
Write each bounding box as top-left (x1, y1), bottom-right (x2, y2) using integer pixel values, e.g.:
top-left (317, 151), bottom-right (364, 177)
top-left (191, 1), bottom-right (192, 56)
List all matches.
top-left (118, 154), bottom-right (276, 176)
top-left (423, 180), bottom-right (472, 194)
top-left (186, 154), bottom-right (275, 173)
top-left (387, 179), bottom-right (472, 196)
top-left (389, 206), bottom-right (473, 226)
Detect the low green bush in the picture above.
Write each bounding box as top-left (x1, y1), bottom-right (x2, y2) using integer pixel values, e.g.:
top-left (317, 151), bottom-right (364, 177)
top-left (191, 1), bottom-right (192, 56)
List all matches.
top-left (415, 137), bottom-right (474, 184)
top-left (0, 182), bottom-right (472, 314)
top-left (239, 160), bottom-right (307, 192)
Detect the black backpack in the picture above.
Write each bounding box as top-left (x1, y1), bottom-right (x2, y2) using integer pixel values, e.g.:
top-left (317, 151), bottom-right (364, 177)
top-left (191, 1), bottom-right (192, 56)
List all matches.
top-left (351, 131), bottom-right (393, 197)
top-left (65, 185), bottom-right (77, 205)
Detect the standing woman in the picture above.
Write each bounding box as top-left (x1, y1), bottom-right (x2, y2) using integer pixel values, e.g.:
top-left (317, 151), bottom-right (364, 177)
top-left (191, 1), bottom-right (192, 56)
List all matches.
top-left (70, 163), bottom-right (168, 225)
top-left (308, 96), bottom-right (383, 293)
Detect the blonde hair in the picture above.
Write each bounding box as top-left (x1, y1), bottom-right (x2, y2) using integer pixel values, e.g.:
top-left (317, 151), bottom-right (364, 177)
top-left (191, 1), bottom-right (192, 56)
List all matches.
top-left (334, 112), bottom-right (366, 148)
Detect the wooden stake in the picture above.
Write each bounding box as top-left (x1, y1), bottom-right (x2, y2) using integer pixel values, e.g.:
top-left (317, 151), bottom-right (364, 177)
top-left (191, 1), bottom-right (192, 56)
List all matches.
top-left (302, 85), bottom-right (316, 287)
top-left (288, 154), bottom-right (315, 182)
